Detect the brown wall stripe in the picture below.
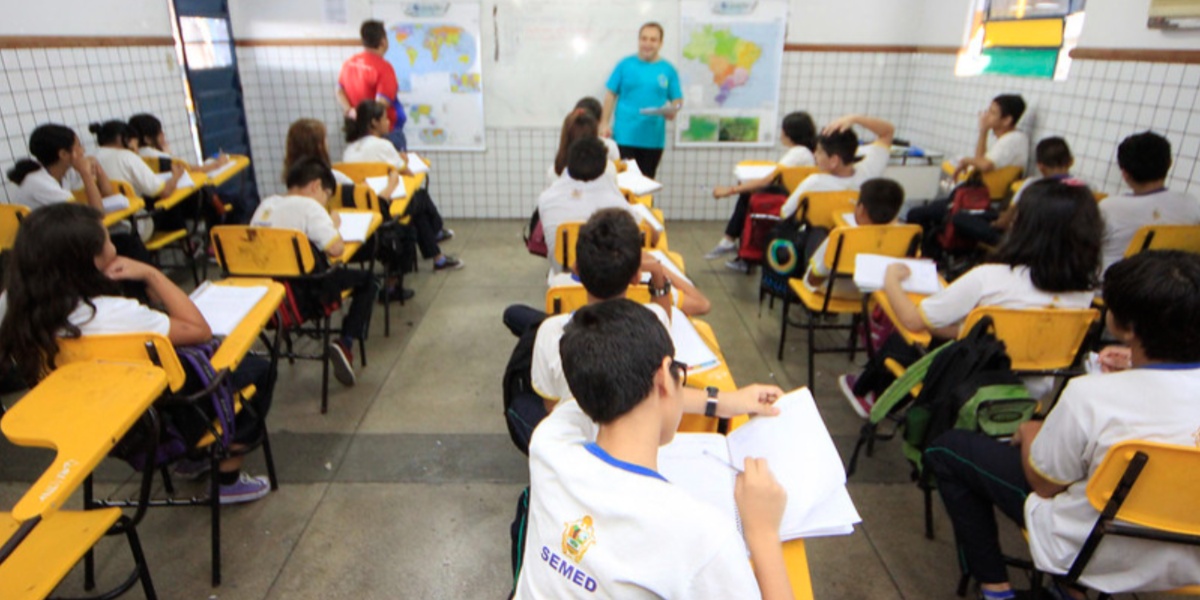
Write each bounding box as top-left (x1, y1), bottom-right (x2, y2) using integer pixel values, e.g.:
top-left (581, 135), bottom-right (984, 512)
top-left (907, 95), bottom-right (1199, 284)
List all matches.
top-left (0, 36), bottom-right (174, 49)
top-left (1069, 47), bottom-right (1200, 64)
top-left (234, 38), bottom-right (359, 47)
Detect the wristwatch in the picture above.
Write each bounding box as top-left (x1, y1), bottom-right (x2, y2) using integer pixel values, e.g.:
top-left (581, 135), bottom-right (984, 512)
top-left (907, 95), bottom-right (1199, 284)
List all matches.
top-left (704, 386), bottom-right (719, 417)
top-left (650, 276), bottom-right (673, 298)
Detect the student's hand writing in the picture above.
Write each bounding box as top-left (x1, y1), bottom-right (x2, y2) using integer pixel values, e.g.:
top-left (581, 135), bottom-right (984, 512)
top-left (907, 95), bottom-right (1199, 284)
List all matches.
top-left (718, 384), bottom-right (784, 418)
top-left (735, 457), bottom-right (787, 540)
top-left (884, 262), bottom-right (911, 283)
top-left (1098, 345), bottom-right (1132, 373)
top-left (102, 256), bottom-right (159, 283)
top-left (821, 114), bottom-right (859, 136)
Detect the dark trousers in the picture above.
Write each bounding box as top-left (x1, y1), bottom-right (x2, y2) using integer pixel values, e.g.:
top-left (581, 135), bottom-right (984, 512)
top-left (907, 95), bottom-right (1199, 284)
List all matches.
top-left (907, 198), bottom-right (951, 258)
top-left (503, 304), bottom-right (546, 338)
top-left (951, 211), bottom-right (1002, 246)
top-left (228, 354), bottom-right (275, 444)
top-left (853, 332), bottom-right (926, 398)
top-left (924, 429), bottom-right (1031, 584)
top-left (327, 268), bottom-right (378, 342)
top-left (405, 188), bottom-right (445, 259)
top-left (725, 192), bottom-right (753, 239)
top-left (618, 145), bottom-right (664, 179)
top-left (112, 231), bottom-right (151, 263)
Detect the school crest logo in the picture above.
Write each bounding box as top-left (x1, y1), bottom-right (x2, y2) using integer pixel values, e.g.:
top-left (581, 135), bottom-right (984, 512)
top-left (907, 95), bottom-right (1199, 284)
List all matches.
top-left (1192, 426), bottom-right (1200, 447)
top-left (561, 515), bottom-right (596, 563)
top-left (658, 73), bottom-right (669, 88)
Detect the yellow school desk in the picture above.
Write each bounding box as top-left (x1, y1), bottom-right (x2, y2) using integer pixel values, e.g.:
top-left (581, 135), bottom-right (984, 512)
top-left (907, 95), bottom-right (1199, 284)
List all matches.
top-left (204, 154), bottom-right (251, 188)
top-left (678, 318), bottom-right (736, 434)
top-left (153, 171), bottom-right (209, 212)
top-left (870, 289), bottom-right (933, 348)
top-left (330, 209), bottom-right (383, 265)
top-left (205, 278), bottom-right (286, 373)
top-left (386, 172), bottom-right (426, 221)
top-left (101, 197), bottom-right (145, 229)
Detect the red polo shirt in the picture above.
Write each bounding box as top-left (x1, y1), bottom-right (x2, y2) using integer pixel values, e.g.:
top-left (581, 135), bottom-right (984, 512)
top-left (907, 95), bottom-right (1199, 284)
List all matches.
top-left (338, 51), bottom-right (400, 130)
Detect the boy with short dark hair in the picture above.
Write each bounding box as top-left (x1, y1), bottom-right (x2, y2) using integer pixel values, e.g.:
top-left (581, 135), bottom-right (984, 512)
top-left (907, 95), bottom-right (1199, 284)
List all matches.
top-left (251, 158), bottom-right (378, 387)
top-left (924, 250), bottom-right (1200, 600)
top-left (1099, 131), bottom-right (1200, 271)
top-left (516, 299), bottom-right (793, 598)
top-left (776, 113), bottom-right (896, 223)
top-left (802, 177), bottom-right (905, 299)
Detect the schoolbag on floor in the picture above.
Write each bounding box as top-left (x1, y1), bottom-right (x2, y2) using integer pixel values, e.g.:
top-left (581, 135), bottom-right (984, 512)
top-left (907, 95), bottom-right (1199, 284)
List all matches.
top-left (502, 316), bottom-right (548, 455)
top-left (936, 171), bottom-right (991, 252)
top-left (524, 208), bottom-right (547, 257)
top-left (737, 188), bottom-right (789, 264)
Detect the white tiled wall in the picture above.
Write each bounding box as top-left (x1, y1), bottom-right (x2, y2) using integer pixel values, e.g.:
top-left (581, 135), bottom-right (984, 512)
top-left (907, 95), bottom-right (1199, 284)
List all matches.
top-left (0, 46), bottom-right (193, 205)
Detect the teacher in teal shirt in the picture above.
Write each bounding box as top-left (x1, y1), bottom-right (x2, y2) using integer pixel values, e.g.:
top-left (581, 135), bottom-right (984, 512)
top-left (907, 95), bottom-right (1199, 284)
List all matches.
top-left (600, 22), bottom-right (683, 179)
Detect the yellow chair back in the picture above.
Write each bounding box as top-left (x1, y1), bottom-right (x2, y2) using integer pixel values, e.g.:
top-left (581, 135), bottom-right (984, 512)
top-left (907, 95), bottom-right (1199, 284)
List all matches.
top-left (57, 333), bottom-right (186, 392)
top-left (210, 225), bottom-right (318, 277)
top-left (1086, 440), bottom-right (1200, 536)
top-left (980, 165), bottom-right (1024, 201)
top-left (821, 224), bottom-right (923, 276)
top-left (795, 190), bottom-right (859, 228)
top-left (779, 165), bottom-right (819, 194)
top-left (332, 161), bottom-right (392, 184)
top-left (545, 285), bottom-right (654, 315)
top-left (334, 183), bottom-right (381, 213)
top-left (1123, 224), bottom-right (1200, 257)
top-left (0, 204), bottom-right (30, 251)
top-left (961, 306), bottom-right (1098, 371)
top-left (552, 221), bottom-right (584, 271)
top-left (2, 361), bottom-right (168, 520)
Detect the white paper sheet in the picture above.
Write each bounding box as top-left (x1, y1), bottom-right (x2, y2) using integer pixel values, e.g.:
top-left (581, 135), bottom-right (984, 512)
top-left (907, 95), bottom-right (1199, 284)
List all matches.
top-left (404, 152), bottom-right (430, 174)
top-left (101, 194), bottom-right (130, 213)
top-left (840, 212), bottom-right (858, 227)
top-left (616, 159), bottom-right (663, 196)
top-left (156, 170), bottom-right (195, 189)
top-left (646, 249), bottom-right (692, 286)
top-left (628, 203), bottom-right (664, 232)
top-left (365, 175), bottom-right (409, 200)
top-left (734, 164), bottom-right (777, 182)
top-left (203, 158), bottom-right (239, 181)
top-left (337, 212), bottom-right (375, 243)
top-left (853, 254), bottom-right (942, 295)
top-left (669, 307), bottom-right (721, 374)
top-left (189, 282), bottom-right (270, 337)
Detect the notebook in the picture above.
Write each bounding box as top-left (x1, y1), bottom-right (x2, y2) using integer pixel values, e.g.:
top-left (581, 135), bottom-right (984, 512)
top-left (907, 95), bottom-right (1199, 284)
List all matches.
top-left (616, 160), bottom-right (663, 196)
top-left (733, 164), bottom-right (777, 182)
top-left (190, 282), bottom-right (270, 337)
top-left (629, 203), bottom-right (664, 232)
top-left (669, 307), bottom-right (721, 374)
top-left (405, 152), bottom-right (430, 174)
top-left (657, 388), bottom-right (861, 542)
top-left (337, 212), bottom-right (375, 243)
top-left (853, 254), bottom-right (942, 295)
top-left (840, 212), bottom-right (858, 227)
top-left (156, 170), bottom-right (195, 189)
top-left (645, 249), bottom-right (692, 286)
top-left (203, 158), bottom-right (239, 181)
top-left (365, 175), bottom-right (409, 200)
top-left (101, 194), bottom-right (130, 213)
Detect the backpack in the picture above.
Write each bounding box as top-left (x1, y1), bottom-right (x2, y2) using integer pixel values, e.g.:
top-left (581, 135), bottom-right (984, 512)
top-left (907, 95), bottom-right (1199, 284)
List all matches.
top-left (761, 219), bottom-right (828, 302)
top-left (936, 172), bottom-right (991, 252)
top-left (502, 316), bottom-right (548, 455)
top-left (524, 208), bottom-right (547, 257)
top-left (866, 317), bottom-right (1036, 474)
top-left (737, 188), bottom-right (789, 263)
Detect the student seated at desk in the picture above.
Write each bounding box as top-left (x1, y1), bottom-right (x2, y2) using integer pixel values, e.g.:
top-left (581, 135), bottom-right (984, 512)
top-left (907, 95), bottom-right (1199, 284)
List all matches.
top-left (572, 96), bottom-right (621, 162)
top-left (1099, 131), bottom-right (1200, 272)
top-left (343, 101), bottom-right (462, 271)
top-left (924, 250), bottom-right (1200, 600)
top-left (0, 203), bottom-right (274, 504)
top-left (548, 109), bottom-right (618, 185)
top-left (776, 113), bottom-right (894, 222)
top-left (706, 111), bottom-right (817, 260)
top-left (91, 119), bottom-right (191, 232)
top-left (129, 112), bottom-right (233, 174)
top-left (951, 137), bottom-right (1077, 248)
top-left (839, 180), bottom-right (1101, 418)
top-left (515, 299), bottom-right (792, 599)
top-left (802, 178), bottom-right (904, 300)
top-left (250, 158), bottom-right (379, 387)
top-left (6, 123), bottom-right (150, 262)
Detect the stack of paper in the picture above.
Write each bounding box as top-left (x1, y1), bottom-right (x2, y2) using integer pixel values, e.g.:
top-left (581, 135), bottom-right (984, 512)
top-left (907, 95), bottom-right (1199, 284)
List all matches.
top-left (733, 163), bottom-right (778, 182)
top-left (657, 388), bottom-right (862, 541)
top-left (365, 175), bottom-right (409, 200)
top-left (853, 254), bottom-right (942, 295)
top-left (204, 158), bottom-right (239, 181)
top-left (337, 212), bottom-right (375, 243)
top-left (629, 203), bottom-right (664, 233)
top-left (190, 282), bottom-right (270, 337)
top-left (616, 160), bottom-right (662, 196)
top-left (156, 170), bottom-right (195, 189)
top-left (404, 152), bottom-right (430, 174)
top-left (669, 307), bottom-right (721, 374)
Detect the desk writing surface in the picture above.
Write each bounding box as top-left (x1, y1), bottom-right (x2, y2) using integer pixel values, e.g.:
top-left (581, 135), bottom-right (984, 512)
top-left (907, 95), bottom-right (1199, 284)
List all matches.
top-left (204, 154), bottom-right (250, 187)
top-left (330, 209), bottom-right (382, 264)
top-left (154, 171), bottom-right (209, 211)
top-left (205, 278), bottom-right (285, 373)
top-left (871, 290), bottom-right (933, 348)
top-left (100, 196), bottom-right (145, 228)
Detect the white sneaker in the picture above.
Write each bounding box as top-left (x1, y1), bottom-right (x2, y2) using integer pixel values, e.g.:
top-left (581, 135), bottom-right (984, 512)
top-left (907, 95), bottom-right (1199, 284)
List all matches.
top-left (704, 238), bottom-right (738, 259)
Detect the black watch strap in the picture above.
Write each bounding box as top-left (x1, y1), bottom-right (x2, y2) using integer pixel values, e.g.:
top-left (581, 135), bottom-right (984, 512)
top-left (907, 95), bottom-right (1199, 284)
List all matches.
top-left (704, 386), bottom-right (719, 417)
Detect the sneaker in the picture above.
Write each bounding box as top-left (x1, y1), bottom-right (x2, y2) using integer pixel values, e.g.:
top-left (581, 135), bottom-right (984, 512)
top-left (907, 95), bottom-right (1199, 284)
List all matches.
top-left (436, 228), bottom-right (455, 242)
top-left (838, 374), bottom-right (876, 419)
top-left (329, 340), bottom-right (357, 387)
top-left (218, 472), bottom-right (271, 505)
top-left (704, 238), bottom-right (738, 259)
top-left (434, 255), bottom-right (465, 271)
top-left (171, 457), bottom-right (211, 481)
top-left (724, 258), bottom-right (751, 274)
top-left (377, 286), bottom-right (415, 303)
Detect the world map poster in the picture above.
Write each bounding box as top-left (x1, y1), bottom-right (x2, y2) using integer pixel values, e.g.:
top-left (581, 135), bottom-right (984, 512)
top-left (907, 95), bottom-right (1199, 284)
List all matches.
top-left (676, 0), bottom-right (787, 147)
top-left (379, 1), bottom-right (485, 151)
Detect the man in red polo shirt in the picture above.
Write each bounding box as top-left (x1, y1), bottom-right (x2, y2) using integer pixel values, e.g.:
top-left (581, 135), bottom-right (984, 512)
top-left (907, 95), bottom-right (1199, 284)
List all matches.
top-left (337, 20), bottom-right (408, 151)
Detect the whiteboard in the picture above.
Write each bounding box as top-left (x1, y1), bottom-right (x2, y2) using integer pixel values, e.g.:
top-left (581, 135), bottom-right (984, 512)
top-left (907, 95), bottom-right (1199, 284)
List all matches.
top-left (483, 0), bottom-right (680, 128)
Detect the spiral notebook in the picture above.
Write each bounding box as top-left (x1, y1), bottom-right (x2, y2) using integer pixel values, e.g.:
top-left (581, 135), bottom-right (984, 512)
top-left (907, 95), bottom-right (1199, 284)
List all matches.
top-left (656, 388), bottom-right (861, 542)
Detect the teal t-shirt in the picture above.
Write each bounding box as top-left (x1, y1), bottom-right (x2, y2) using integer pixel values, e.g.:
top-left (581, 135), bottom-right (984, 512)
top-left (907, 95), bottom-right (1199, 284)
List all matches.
top-left (605, 55), bottom-right (682, 150)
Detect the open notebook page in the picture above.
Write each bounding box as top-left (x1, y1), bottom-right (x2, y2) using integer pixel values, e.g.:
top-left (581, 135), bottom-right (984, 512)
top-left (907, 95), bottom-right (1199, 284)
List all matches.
top-left (365, 175), bottom-right (409, 200)
top-left (203, 158), bottom-right (239, 181)
top-left (669, 307), bottom-right (721, 374)
top-left (628, 203), bottom-right (664, 232)
top-left (645, 249), bottom-right (692, 286)
top-left (853, 254), bottom-right (942, 295)
top-left (189, 282), bottom-right (270, 337)
top-left (656, 433), bottom-right (744, 546)
top-left (337, 212), bottom-right (375, 243)
top-left (616, 159), bottom-right (663, 196)
top-left (404, 152), bottom-right (430, 174)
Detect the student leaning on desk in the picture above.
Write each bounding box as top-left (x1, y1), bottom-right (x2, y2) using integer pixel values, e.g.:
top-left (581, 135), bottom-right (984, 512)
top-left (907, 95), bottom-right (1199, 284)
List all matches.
top-left (0, 203), bottom-right (275, 504)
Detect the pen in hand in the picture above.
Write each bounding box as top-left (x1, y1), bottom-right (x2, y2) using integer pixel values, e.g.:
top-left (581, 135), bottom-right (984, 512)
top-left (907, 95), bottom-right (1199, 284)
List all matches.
top-left (703, 450), bottom-right (744, 474)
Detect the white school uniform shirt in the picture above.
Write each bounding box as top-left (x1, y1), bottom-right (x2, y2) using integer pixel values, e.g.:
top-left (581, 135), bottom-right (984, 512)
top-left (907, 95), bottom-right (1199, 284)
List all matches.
top-left (95, 146), bottom-right (163, 199)
top-left (779, 143), bottom-right (889, 218)
top-left (137, 147), bottom-right (173, 159)
top-left (537, 172), bottom-right (637, 271)
top-left (986, 130), bottom-right (1029, 172)
top-left (0, 294), bottom-right (171, 338)
top-left (802, 235), bottom-right (860, 300)
top-left (918, 264), bottom-right (1094, 332)
top-left (778, 145), bottom-right (815, 168)
top-left (601, 137), bottom-right (620, 162)
top-left (531, 303), bottom-right (671, 402)
top-left (342, 136), bottom-right (406, 170)
top-left (1026, 365), bottom-right (1200, 592)
top-left (515, 398), bottom-right (761, 599)
top-left (250, 194), bottom-right (341, 251)
top-left (13, 166), bottom-right (83, 209)
top-left (1099, 189), bottom-right (1200, 272)
top-left (1010, 173), bottom-right (1078, 207)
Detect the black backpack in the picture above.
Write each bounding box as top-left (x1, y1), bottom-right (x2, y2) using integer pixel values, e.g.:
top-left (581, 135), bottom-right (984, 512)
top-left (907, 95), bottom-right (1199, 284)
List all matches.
top-left (502, 317), bottom-right (548, 455)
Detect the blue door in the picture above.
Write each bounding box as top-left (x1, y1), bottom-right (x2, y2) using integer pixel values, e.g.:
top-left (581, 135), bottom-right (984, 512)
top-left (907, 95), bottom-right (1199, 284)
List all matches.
top-left (173, 0), bottom-right (259, 217)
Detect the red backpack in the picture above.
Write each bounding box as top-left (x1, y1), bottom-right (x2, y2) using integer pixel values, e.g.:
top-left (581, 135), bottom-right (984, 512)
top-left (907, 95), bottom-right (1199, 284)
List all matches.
top-left (937, 173), bottom-right (991, 251)
top-left (738, 189), bottom-right (789, 263)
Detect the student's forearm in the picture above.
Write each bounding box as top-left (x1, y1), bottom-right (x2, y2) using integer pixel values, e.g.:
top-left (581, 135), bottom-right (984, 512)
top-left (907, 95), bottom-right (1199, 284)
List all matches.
top-left (94, 164), bottom-right (114, 198)
top-left (82, 176), bottom-right (105, 211)
top-left (601, 91), bottom-right (617, 131)
top-left (884, 279), bottom-right (927, 333)
top-left (974, 129), bottom-right (989, 161)
top-left (854, 115), bottom-right (894, 146)
top-left (747, 531), bottom-right (794, 600)
top-left (148, 270), bottom-right (212, 343)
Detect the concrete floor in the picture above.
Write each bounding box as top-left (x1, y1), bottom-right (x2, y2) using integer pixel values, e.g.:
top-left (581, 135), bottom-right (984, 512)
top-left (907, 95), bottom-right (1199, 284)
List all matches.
top-left (0, 220), bottom-right (1181, 599)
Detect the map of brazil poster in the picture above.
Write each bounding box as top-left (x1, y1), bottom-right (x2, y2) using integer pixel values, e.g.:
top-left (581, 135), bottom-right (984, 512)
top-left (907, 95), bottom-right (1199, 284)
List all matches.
top-left (676, 0), bottom-right (787, 147)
